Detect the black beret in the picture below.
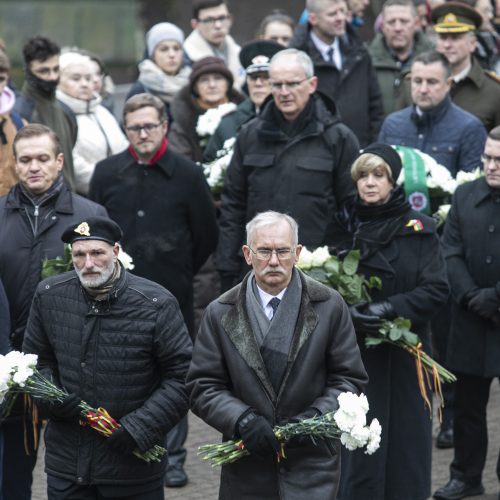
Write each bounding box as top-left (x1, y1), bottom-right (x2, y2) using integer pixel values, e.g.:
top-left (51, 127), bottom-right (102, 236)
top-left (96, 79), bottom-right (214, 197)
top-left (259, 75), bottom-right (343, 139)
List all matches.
top-left (431, 2), bottom-right (482, 33)
top-left (239, 40), bottom-right (284, 75)
top-left (61, 217), bottom-right (123, 245)
top-left (360, 143), bottom-right (403, 182)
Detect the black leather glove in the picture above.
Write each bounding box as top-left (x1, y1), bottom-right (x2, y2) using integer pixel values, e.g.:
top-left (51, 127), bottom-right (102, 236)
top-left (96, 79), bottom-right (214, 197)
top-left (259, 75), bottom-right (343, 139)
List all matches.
top-left (49, 393), bottom-right (81, 422)
top-left (236, 412), bottom-right (280, 457)
top-left (364, 301), bottom-right (397, 320)
top-left (468, 288), bottom-right (500, 319)
top-left (285, 408), bottom-right (320, 449)
top-left (349, 302), bottom-right (383, 335)
top-left (220, 272), bottom-right (239, 293)
top-left (106, 426), bottom-right (138, 454)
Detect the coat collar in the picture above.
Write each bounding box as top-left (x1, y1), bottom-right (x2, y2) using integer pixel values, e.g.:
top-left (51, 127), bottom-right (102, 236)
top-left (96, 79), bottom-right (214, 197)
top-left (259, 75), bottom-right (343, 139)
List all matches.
top-left (219, 269), bottom-right (329, 402)
top-left (472, 176), bottom-right (499, 206)
top-left (5, 182), bottom-right (75, 214)
top-left (118, 147), bottom-right (176, 179)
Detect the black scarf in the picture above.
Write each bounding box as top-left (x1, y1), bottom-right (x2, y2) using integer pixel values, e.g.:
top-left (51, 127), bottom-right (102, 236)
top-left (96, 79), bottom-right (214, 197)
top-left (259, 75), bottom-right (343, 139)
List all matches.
top-left (24, 65), bottom-right (59, 98)
top-left (346, 186), bottom-right (411, 258)
top-left (272, 96), bottom-right (314, 138)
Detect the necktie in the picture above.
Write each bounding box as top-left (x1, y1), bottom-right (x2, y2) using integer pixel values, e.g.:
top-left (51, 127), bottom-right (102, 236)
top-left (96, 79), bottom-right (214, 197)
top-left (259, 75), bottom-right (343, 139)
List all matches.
top-left (268, 297), bottom-right (281, 319)
top-left (327, 47), bottom-right (334, 65)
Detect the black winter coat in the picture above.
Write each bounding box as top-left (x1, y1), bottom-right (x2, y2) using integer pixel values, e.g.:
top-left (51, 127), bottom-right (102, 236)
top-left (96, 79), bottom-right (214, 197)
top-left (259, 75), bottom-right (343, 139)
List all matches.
top-left (0, 183), bottom-right (107, 350)
top-left (23, 269), bottom-right (192, 486)
top-left (187, 270), bottom-right (368, 499)
top-left (442, 178), bottom-right (500, 377)
top-left (290, 24), bottom-right (384, 147)
top-left (339, 209), bottom-right (449, 500)
top-left (217, 93), bottom-right (359, 276)
top-left (89, 147), bottom-right (218, 333)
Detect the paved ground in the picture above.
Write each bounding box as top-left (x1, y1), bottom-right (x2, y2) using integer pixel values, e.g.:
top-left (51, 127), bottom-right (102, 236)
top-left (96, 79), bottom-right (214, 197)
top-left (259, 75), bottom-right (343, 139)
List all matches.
top-left (31, 382), bottom-right (499, 499)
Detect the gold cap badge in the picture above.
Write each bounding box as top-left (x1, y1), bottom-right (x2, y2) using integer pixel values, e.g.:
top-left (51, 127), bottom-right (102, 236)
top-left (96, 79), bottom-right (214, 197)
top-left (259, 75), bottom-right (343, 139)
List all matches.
top-left (74, 222), bottom-right (90, 237)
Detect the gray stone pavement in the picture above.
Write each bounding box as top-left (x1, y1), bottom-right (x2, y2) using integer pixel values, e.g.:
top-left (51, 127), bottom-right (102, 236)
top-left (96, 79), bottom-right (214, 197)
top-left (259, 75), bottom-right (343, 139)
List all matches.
top-left (32, 383), bottom-right (500, 500)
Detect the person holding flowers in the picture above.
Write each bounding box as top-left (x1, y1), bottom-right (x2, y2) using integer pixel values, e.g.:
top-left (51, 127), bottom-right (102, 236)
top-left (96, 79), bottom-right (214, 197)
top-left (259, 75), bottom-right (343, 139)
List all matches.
top-left (22, 216), bottom-right (192, 500)
top-left (187, 210), bottom-right (368, 499)
top-left (337, 144), bottom-right (449, 500)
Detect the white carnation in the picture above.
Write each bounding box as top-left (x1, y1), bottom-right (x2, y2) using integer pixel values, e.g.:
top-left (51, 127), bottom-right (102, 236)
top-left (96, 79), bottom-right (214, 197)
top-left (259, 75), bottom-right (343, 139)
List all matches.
top-left (12, 366), bottom-right (34, 387)
top-left (334, 392), bottom-right (368, 432)
top-left (341, 431), bottom-right (364, 451)
top-left (366, 418), bottom-right (382, 455)
top-left (311, 246), bottom-right (331, 267)
top-left (118, 247), bottom-right (134, 270)
top-left (196, 103), bottom-right (237, 137)
top-left (456, 167), bottom-right (483, 185)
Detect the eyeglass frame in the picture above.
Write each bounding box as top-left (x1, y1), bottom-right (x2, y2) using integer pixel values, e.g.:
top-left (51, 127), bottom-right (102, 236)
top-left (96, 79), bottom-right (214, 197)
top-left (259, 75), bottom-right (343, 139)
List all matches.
top-left (247, 246), bottom-right (296, 261)
top-left (197, 14), bottom-right (232, 25)
top-left (125, 122), bottom-right (163, 135)
top-left (481, 153), bottom-right (500, 168)
top-left (269, 77), bottom-right (311, 92)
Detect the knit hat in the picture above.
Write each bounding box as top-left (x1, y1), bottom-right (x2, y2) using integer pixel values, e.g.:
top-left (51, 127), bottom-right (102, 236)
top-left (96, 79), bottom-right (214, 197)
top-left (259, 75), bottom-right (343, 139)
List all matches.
top-left (360, 143), bottom-right (402, 182)
top-left (62, 217), bottom-right (123, 245)
top-left (146, 22), bottom-right (184, 57)
top-left (189, 56), bottom-right (233, 93)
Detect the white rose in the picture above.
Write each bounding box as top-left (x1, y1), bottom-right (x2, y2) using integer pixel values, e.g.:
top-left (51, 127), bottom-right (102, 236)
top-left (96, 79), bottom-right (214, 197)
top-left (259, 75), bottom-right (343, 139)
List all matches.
top-left (297, 246), bottom-right (314, 270)
top-left (311, 246), bottom-right (331, 267)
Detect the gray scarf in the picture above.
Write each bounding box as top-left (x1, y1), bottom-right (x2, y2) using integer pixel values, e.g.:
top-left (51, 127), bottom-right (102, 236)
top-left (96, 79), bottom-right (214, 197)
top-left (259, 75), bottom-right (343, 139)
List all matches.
top-left (246, 268), bottom-right (302, 393)
top-left (138, 60), bottom-right (190, 104)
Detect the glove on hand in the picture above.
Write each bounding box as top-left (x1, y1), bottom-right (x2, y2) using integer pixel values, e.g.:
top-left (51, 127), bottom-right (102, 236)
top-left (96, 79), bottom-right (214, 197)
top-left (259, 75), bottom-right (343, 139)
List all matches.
top-left (49, 393), bottom-right (81, 422)
top-left (237, 412), bottom-right (280, 457)
top-left (364, 301), bottom-right (397, 320)
top-left (349, 302), bottom-right (383, 335)
top-left (285, 408), bottom-right (320, 449)
top-left (106, 426), bottom-right (137, 454)
top-left (468, 288), bottom-right (500, 319)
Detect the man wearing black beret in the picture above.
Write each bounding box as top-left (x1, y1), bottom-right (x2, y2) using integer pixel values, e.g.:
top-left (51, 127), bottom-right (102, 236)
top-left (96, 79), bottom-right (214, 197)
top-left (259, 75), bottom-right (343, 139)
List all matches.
top-left (23, 216), bottom-right (193, 500)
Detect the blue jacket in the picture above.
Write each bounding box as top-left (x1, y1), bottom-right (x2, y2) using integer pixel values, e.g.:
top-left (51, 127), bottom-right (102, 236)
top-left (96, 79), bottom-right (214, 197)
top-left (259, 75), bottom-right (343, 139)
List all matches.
top-left (378, 96), bottom-right (487, 176)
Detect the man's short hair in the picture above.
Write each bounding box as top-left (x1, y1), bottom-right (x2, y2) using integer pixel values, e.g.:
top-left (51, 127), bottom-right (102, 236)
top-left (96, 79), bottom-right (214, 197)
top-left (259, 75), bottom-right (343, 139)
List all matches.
top-left (22, 35), bottom-right (60, 65)
top-left (412, 50), bottom-right (452, 78)
top-left (0, 50), bottom-right (11, 73)
top-left (382, 0), bottom-right (417, 16)
top-left (122, 93), bottom-right (166, 125)
top-left (193, 0), bottom-right (227, 19)
top-left (246, 211), bottom-right (299, 247)
top-left (270, 49), bottom-right (315, 78)
top-left (13, 124), bottom-right (62, 158)
top-left (488, 125), bottom-right (500, 142)
top-left (307, 0), bottom-right (345, 14)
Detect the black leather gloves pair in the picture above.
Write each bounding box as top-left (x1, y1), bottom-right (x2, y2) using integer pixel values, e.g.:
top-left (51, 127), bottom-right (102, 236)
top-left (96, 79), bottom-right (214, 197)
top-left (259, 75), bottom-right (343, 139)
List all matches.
top-left (236, 411), bottom-right (280, 457)
top-left (349, 300), bottom-right (396, 335)
top-left (467, 288), bottom-right (500, 321)
top-left (106, 426), bottom-right (138, 454)
top-left (49, 393), bottom-right (81, 422)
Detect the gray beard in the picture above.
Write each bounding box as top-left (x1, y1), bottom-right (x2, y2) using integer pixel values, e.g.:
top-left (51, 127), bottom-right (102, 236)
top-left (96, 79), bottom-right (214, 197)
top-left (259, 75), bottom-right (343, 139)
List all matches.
top-left (76, 259), bottom-right (115, 288)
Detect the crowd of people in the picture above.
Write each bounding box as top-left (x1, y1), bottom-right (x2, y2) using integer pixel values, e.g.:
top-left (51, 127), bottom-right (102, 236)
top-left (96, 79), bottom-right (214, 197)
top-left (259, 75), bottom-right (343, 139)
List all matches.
top-left (1, 0), bottom-right (500, 499)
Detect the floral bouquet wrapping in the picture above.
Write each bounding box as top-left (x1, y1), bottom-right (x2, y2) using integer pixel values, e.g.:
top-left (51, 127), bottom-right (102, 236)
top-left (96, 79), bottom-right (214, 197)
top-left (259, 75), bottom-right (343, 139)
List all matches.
top-left (0, 351), bottom-right (165, 463)
top-left (196, 102), bottom-right (237, 147)
top-left (297, 247), bottom-right (456, 414)
top-left (198, 392), bottom-right (381, 466)
top-left (201, 137), bottom-right (235, 197)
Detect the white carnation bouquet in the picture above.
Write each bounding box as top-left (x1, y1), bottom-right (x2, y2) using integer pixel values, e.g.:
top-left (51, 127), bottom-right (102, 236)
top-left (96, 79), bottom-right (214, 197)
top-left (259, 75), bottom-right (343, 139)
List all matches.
top-left (202, 137), bottom-right (235, 197)
top-left (198, 392), bottom-right (381, 466)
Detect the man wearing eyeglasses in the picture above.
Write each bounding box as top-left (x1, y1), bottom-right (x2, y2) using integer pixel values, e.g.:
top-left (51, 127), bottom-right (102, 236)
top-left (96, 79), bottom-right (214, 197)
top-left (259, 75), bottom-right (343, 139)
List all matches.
top-left (188, 210), bottom-right (367, 499)
top-left (184, 0), bottom-right (244, 89)
top-left (435, 126), bottom-right (500, 499)
top-left (217, 48), bottom-right (359, 291)
top-left (89, 93), bottom-right (217, 487)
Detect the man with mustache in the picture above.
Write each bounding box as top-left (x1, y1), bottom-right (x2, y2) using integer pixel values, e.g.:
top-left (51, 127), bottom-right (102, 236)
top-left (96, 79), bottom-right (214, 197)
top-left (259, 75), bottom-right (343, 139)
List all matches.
top-left (0, 124), bottom-right (107, 500)
top-left (188, 210), bottom-right (367, 499)
top-left (216, 48), bottom-right (359, 291)
top-left (23, 216), bottom-right (192, 500)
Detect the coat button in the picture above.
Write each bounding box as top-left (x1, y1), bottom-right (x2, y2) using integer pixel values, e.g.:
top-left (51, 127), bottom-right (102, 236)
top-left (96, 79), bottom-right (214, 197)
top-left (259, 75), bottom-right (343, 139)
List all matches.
top-left (137, 210), bottom-right (145, 217)
top-left (489, 224), bottom-right (495, 232)
top-left (81, 362), bottom-right (86, 368)
top-left (486, 256), bottom-right (493, 264)
top-left (77, 477), bottom-right (84, 484)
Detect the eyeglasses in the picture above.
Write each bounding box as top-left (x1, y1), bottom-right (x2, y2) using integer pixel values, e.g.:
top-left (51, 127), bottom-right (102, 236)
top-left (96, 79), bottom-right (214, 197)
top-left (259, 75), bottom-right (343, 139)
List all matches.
top-left (248, 247), bottom-right (295, 260)
top-left (125, 123), bottom-right (162, 135)
top-left (481, 154), bottom-right (500, 167)
top-left (197, 14), bottom-right (231, 25)
top-left (270, 77), bottom-right (310, 92)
